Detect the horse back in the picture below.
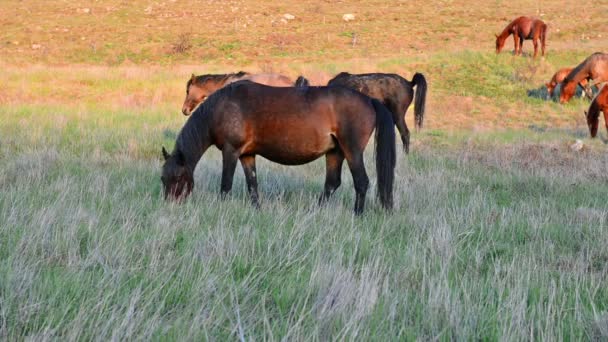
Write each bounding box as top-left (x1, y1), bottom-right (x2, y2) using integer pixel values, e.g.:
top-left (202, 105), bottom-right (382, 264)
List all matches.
top-left (209, 82), bottom-right (376, 163)
top-left (212, 82), bottom-right (374, 132)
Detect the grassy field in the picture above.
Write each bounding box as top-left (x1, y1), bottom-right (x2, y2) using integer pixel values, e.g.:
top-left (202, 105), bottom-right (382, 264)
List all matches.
top-left (2, 0), bottom-right (608, 340)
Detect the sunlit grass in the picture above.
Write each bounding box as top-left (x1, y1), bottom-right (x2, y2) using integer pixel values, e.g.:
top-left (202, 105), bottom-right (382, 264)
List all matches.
top-left (2, 99), bottom-right (608, 339)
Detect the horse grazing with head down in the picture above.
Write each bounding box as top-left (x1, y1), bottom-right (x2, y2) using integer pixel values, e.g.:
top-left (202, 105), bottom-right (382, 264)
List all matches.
top-left (181, 72), bottom-right (297, 115)
top-left (584, 85), bottom-right (608, 138)
top-left (162, 81), bottom-right (396, 215)
top-left (546, 67), bottom-right (590, 100)
top-left (560, 53), bottom-right (608, 104)
top-left (327, 72), bottom-right (427, 154)
top-left (495, 16), bottom-right (547, 58)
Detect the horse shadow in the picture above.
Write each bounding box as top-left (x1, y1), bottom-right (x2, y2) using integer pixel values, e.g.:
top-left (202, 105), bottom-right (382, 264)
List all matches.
top-left (526, 86), bottom-right (550, 100)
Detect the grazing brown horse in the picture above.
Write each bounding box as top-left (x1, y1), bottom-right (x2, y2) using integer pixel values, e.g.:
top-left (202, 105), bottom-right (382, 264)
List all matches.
top-left (181, 72), bottom-right (295, 115)
top-left (584, 85), bottom-right (608, 138)
top-left (327, 72), bottom-right (427, 154)
top-left (495, 16), bottom-right (547, 58)
top-left (560, 53), bottom-right (608, 104)
top-left (162, 81), bottom-right (396, 214)
top-left (546, 67), bottom-right (590, 99)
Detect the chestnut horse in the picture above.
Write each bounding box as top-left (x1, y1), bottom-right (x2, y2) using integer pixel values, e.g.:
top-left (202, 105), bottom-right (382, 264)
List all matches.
top-left (560, 53), bottom-right (608, 104)
top-left (584, 85), bottom-right (608, 138)
top-left (495, 16), bottom-right (547, 58)
top-left (545, 67), bottom-right (589, 99)
top-left (327, 72), bottom-right (427, 154)
top-left (162, 81), bottom-right (396, 214)
top-left (181, 72), bottom-right (296, 115)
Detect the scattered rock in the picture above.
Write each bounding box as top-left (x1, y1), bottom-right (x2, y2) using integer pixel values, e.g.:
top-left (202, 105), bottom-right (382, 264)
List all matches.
top-left (283, 13), bottom-right (295, 20)
top-left (569, 139), bottom-right (584, 152)
top-left (144, 6), bottom-right (152, 14)
top-left (342, 13), bottom-right (355, 22)
top-left (31, 44), bottom-right (41, 49)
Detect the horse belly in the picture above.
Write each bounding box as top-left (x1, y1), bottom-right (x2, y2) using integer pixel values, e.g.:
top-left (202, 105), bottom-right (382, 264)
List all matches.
top-left (255, 130), bottom-right (335, 165)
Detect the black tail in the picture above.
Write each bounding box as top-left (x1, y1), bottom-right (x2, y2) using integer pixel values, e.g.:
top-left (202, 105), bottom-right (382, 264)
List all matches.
top-left (295, 76), bottom-right (310, 87)
top-left (371, 99), bottom-right (396, 210)
top-left (412, 73), bottom-right (427, 130)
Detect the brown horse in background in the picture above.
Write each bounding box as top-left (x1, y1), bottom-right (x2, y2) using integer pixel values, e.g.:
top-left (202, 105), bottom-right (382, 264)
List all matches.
top-left (181, 72), bottom-right (295, 115)
top-left (560, 53), bottom-right (608, 104)
top-left (495, 16), bottom-right (547, 58)
top-left (327, 72), bottom-right (427, 154)
top-left (584, 85), bottom-right (608, 138)
top-left (545, 67), bottom-right (589, 99)
top-left (162, 81), bottom-right (396, 214)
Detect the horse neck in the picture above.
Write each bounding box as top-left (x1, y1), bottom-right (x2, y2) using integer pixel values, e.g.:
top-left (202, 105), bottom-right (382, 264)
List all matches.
top-left (176, 111), bottom-right (212, 172)
top-left (497, 24), bottom-right (512, 42)
top-left (565, 62), bottom-right (590, 85)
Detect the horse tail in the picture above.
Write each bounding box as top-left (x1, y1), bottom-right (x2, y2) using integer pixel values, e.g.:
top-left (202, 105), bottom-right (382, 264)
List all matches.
top-left (371, 98), bottom-right (396, 210)
top-left (295, 76), bottom-right (309, 88)
top-left (540, 23), bottom-right (547, 55)
top-left (411, 72), bottom-right (427, 130)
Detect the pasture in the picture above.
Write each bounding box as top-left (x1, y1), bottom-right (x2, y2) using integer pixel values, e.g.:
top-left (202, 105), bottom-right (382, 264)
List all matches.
top-left (1, 0), bottom-right (608, 339)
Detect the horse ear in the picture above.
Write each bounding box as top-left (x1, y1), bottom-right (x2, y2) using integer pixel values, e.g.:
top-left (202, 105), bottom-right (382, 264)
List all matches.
top-left (162, 146), bottom-right (170, 160)
top-left (190, 74), bottom-right (197, 83)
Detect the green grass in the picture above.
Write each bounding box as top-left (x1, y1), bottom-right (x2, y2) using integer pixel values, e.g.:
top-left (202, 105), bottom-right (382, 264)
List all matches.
top-left (2, 0), bottom-right (608, 337)
top-left (2, 101), bottom-right (608, 340)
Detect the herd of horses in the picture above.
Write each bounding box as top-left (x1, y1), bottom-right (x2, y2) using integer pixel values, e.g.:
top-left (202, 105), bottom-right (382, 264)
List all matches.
top-left (161, 15), bottom-right (607, 214)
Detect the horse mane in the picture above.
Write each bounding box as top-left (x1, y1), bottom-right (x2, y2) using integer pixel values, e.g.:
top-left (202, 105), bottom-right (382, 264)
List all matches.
top-left (187, 71), bottom-right (252, 89)
top-left (563, 59), bottom-right (590, 84)
top-left (496, 20), bottom-right (515, 42)
top-left (175, 85), bottom-right (229, 166)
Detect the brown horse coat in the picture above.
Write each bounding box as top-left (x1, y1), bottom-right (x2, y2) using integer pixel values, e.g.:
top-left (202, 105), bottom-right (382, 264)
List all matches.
top-left (163, 81), bottom-right (396, 214)
top-left (327, 72), bottom-right (427, 154)
top-left (545, 68), bottom-right (589, 99)
top-left (181, 72), bottom-right (295, 115)
top-left (495, 16), bottom-right (547, 58)
top-left (585, 85), bottom-right (608, 138)
top-left (560, 53), bottom-right (608, 103)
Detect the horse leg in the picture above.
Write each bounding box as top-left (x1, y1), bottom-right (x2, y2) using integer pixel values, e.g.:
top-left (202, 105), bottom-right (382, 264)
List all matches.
top-left (345, 153), bottom-right (369, 215)
top-left (518, 35), bottom-right (524, 56)
top-left (513, 34), bottom-right (520, 55)
top-left (220, 147), bottom-right (239, 198)
top-left (239, 155), bottom-right (259, 207)
top-left (532, 37), bottom-right (539, 58)
top-left (319, 148), bottom-right (345, 204)
top-left (386, 100), bottom-right (410, 154)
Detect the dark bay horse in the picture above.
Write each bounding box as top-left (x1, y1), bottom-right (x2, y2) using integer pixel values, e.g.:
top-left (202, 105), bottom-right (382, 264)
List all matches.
top-left (327, 72), bottom-right (427, 154)
top-left (162, 81), bottom-right (396, 214)
top-left (584, 85), bottom-right (608, 138)
top-left (495, 16), bottom-right (547, 58)
top-left (560, 53), bottom-right (608, 104)
top-left (181, 72), bottom-right (296, 115)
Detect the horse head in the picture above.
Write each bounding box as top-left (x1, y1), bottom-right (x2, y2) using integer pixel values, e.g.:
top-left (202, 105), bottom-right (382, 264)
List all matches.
top-left (585, 109), bottom-right (600, 138)
top-left (161, 146), bottom-right (194, 201)
top-left (545, 82), bottom-right (555, 99)
top-left (182, 74), bottom-right (214, 116)
top-left (495, 34), bottom-right (505, 54)
top-left (559, 81), bottom-right (577, 104)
